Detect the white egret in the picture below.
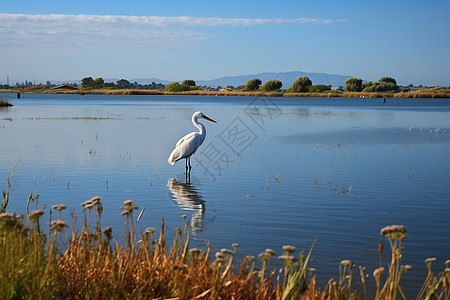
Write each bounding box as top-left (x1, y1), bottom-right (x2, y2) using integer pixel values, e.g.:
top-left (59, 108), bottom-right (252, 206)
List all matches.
top-left (168, 111), bottom-right (217, 173)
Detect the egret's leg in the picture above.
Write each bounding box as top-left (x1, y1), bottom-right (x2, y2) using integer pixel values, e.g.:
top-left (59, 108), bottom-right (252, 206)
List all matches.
top-left (185, 158), bottom-right (189, 173)
top-left (188, 157), bottom-right (192, 171)
top-left (186, 169), bottom-right (191, 182)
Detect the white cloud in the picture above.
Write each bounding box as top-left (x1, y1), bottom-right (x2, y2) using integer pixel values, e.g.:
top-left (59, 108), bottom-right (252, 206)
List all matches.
top-left (0, 13), bottom-right (345, 56)
top-left (0, 13), bottom-right (344, 27)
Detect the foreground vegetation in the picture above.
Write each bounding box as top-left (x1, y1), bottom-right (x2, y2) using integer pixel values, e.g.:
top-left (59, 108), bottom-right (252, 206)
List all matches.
top-left (1, 195), bottom-right (449, 299)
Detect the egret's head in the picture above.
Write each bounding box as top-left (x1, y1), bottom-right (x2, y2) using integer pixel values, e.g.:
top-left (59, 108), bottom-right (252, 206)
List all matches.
top-left (194, 111), bottom-right (217, 123)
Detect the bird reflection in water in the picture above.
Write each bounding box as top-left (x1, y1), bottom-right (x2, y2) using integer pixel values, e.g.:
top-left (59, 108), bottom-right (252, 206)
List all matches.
top-left (167, 177), bottom-right (206, 236)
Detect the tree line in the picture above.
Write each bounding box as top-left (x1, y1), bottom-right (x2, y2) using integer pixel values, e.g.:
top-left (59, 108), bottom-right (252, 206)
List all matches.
top-left (241, 76), bottom-right (399, 93)
top-left (345, 77), bottom-right (399, 92)
top-left (81, 77), bottom-right (165, 90)
top-left (80, 76), bottom-right (399, 93)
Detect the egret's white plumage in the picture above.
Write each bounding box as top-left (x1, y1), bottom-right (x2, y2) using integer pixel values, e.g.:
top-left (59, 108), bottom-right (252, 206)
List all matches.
top-left (168, 111), bottom-right (217, 172)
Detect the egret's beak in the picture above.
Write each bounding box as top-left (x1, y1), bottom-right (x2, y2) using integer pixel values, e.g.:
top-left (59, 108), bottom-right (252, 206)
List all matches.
top-left (203, 116), bottom-right (217, 123)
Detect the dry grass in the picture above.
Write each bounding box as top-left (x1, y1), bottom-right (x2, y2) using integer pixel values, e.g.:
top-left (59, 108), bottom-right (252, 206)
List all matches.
top-left (3, 87), bottom-right (449, 98)
top-left (1, 196), bottom-right (449, 299)
top-left (393, 92), bottom-right (450, 98)
top-left (23, 86), bottom-right (48, 92)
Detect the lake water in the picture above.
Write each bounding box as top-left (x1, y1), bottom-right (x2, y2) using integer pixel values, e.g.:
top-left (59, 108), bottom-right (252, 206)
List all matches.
top-left (1, 92), bottom-right (449, 294)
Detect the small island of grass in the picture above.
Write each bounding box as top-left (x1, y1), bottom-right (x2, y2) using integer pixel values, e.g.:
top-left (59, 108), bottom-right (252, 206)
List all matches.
top-left (0, 97), bottom-right (13, 106)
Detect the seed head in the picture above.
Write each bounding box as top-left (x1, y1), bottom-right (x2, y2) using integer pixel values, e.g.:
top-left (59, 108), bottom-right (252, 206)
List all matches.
top-left (373, 267), bottom-right (384, 278)
top-left (120, 199), bottom-right (137, 212)
top-left (50, 219), bottom-right (67, 231)
top-left (402, 265), bottom-right (413, 271)
top-left (145, 227), bottom-right (156, 234)
top-left (380, 225), bottom-right (407, 239)
top-left (282, 245), bottom-right (296, 253)
top-left (90, 196), bottom-right (101, 204)
top-left (278, 255), bottom-right (296, 261)
top-left (340, 260), bottom-right (352, 266)
top-left (103, 227), bottom-right (112, 240)
top-left (0, 212), bottom-right (17, 226)
top-left (265, 248), bottom-right (276, 256)
top-left (52, 204), bottom-right (67, 211)
top-left (246, 255), bottom-right (257, 262)
top-left (121, 199), bottom-right (134, 207)
top-left (29, 210), bottom-right (44, 221)
top-left (425, 257), bottom-right (437, 263)
top-left (0, 212), bottom-right (15, 220)
top-left (221, 248), bottom-right (234, 255)
top-left (189, 248), bottom-right (201, 255)
top-left (215, 252), bottom-right (224, 260)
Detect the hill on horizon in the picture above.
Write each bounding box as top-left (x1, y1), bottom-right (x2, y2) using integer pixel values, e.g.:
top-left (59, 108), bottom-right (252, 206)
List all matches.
top-left (196, 71), bottom-right (353, 88)
top-left (43, 71), bottom-right (353, 88)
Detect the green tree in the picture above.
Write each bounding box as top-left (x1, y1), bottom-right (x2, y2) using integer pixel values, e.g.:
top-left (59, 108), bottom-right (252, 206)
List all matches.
top-left (245, 78), bottom-right (262, 91)
top-left (81, 77), bottom-right (95, 89)
top-left (94, 78), bottom-right (104, 89)
top-left (361, 77), bottom-right (399, 92)
top-left (291, 76), bottom-right (312, 92)
top-left (165, 82), bottom-right (191, 92)
top-left (363, 82), bottom-right (399, 92)
top-left (182, 79), bottom-right (196, 87)
top-left (309, 85), bottom-right (331, 93)
top-left (345, 77), bottom-right (363, 92)
top-left (261, 80), bottom-right (282, 91)
top-left (362, 81), bottom-right (374, 90)
top-left (103, 82), bottom-right (115, 89)
top-left (379, 77), bottom-right (397, 85)
top-left (165, 82), bottom-right (180, 91)
top-left (116, 79), bottom-right (131, 89)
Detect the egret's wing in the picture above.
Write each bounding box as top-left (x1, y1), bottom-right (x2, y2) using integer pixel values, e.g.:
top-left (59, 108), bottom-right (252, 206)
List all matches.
top-left (168, 132), bottom-right (200, 165)
top-left (175, 132), bottom-right (196, 148)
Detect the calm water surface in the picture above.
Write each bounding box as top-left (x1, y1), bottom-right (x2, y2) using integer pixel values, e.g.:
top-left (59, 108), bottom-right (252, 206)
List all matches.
top-left (1, 93), bottom-right (449, 293)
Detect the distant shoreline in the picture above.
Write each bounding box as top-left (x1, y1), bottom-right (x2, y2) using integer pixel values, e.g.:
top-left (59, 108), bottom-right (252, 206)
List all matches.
top-left (1, 89), bottom-right (450, 98)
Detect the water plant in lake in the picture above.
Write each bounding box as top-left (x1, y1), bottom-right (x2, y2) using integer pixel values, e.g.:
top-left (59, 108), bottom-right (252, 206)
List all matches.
top-left (0, 97), bottom-right (13, 106)
top-left (0, 196), bottom-right (449, 299)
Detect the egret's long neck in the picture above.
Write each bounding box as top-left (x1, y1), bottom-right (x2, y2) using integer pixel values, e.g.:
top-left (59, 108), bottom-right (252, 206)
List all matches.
top-left (193, 116), bottom-right (206, 136)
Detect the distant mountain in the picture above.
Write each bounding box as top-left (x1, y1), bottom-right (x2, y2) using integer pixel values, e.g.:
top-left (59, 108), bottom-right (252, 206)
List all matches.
top-left (43, 71), bottom-right (352, 88)
top-left (128, 78), bottom-right (172, 85)
top-left (196, 71), bottom-right (353, 88)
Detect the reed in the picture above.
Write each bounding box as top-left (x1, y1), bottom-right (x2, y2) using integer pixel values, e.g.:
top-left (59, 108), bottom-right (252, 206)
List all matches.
top-left (23, 86), bottom-right (48, 92)
top-left (393, 92), bottom-right (450, 98)
top-left (1, 197), bottom-right (449, 299)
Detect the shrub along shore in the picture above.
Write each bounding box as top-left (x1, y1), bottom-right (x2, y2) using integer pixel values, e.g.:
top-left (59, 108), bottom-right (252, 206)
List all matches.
top-left (1, 195), bottom-right (449, 299)
top-left (1, 88), bottom-right (450, 98)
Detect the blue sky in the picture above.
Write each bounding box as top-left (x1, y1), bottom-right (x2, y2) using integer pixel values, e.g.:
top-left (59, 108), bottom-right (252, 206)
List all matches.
top-left (1, 0), bottom-right (449, 86)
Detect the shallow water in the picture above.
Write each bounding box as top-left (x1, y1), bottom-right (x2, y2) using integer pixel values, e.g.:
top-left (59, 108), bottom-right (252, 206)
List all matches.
top-left (1, 93), bottom-right (449, 294)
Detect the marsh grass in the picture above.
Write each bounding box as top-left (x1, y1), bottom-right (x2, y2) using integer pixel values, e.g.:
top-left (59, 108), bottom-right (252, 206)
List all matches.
top-left (4, 87), bottom-right (449, 98)
top-left (0, 196), bottom-right (449, 299)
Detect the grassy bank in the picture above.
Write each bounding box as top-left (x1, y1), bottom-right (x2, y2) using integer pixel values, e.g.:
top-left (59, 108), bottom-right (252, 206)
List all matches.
top-left (2, 88), bottom-right (450, 98)
top-left (1, 196), bottom-right (449, 299)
